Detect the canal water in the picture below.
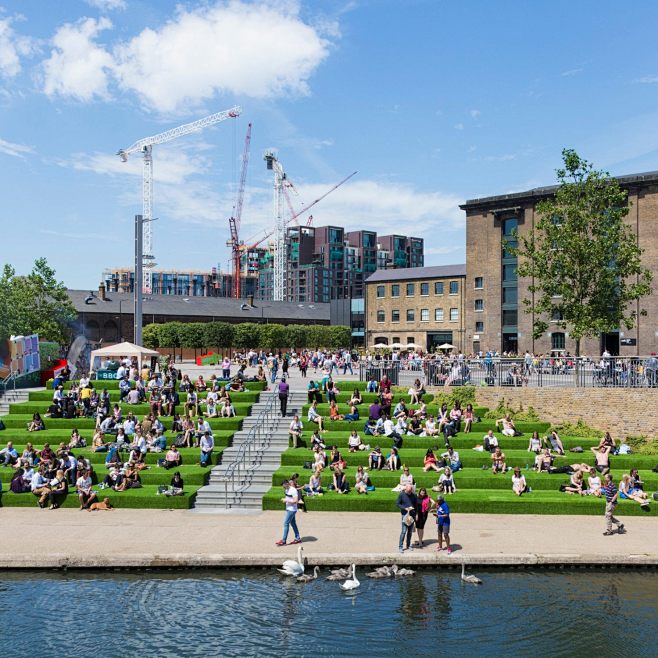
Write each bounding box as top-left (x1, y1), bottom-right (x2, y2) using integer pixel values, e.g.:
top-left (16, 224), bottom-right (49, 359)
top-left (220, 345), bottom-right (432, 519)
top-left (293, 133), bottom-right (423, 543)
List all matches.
top-left (0, 569), bottom-right (656, 657)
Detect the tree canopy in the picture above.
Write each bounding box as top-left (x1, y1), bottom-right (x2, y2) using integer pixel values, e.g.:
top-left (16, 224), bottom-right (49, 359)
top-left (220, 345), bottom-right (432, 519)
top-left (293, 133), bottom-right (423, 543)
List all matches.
top-left (509, 149), bottom-right (653, 355)
top-left (0, 258), bottom-right (76, 344)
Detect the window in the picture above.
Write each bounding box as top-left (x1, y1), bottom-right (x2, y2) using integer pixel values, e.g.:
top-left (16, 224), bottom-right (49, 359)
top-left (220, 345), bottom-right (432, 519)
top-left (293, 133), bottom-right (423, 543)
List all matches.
top-left (392, 336), bottom-right (400, 343)
top-left (377, 310), bottom-right (385, 323)
top-left (406, 309), bottom-right (415, 322)
top-left (502, 217), bottom-right (518, 236)
top-left (474, 299), bottom-right (484, 312)
top-left (392, 309), bottom-right (400, 322)
top-left (474, 276), bottom-right (484, 289)
top-left (406, 283), bottom-right (415, 296)
top-left (420, 282), bottom-right (429, 296)
top-left (434, 282), bottom-right (444, 295)
top-left (502, 287), bottom-right (517, 304)
top-left (407, 336), bottom-right (415, 344)
top-left (475, 321), bottom-right (484, 333)
top-left (502, 264), bottom-right (517, 281)
top-left (551, 332), bottom-right (566, 351)
top-left (449, 281), bottom-right (459, 295)
top-left (502, 309), bottom-right (518, 326)
top-left (420, 309), bottom-right (429, 321)
top-left (376, 285), bottom-right (385, 298)
top-left (551, 309), bottom-right (564, 322)
top-left (391, 284), bottom-right (400, 297)
top-left (434, 308), bottom-right (444, 322)
top-left (449, 308), bottom-right (459, 321)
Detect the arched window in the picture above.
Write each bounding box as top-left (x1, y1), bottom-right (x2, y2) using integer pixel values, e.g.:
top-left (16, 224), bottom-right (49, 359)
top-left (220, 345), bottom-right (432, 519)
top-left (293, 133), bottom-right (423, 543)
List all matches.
top-left (85, 320), bottom-right (100, 342)
top-left (103, 319), bottom-right (119, 342)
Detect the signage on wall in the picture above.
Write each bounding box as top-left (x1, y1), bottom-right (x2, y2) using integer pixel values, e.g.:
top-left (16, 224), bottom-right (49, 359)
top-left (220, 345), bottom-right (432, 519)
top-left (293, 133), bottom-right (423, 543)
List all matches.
top-left (620, 338), bottom-right (637, 346)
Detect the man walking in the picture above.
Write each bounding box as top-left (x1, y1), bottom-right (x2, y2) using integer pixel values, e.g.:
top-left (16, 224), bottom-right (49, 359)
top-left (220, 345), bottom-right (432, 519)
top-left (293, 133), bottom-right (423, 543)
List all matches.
top-left (602, 473), bottom-right (625, 536)
top-left (278, 377), bottom-right (290, 417)
top-left (276, 479), bottom-right (302, 546)
top-left (396, 483), bottom-right (417, 554)
top-left (435, 495), bottom-right (452, 554)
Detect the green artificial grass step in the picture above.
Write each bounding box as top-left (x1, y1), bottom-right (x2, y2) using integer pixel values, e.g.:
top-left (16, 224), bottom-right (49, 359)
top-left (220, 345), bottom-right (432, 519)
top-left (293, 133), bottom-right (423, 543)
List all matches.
top-left (28, 390), bottom-right (261, 403)
top-left (0, 417), bottom-right (243, 430)
top-left (279, 448), bottom-right (658, 470)
top-left (47, 379), bottom-right (268, 392)
top-left (261, 487), bottom-right (658, 516)
top-left (0, 484), bottom-right (197, 509)
top-left (269, 466), bottom-right (658, 491)
top-left (9, 402), bottom-right (254, 415)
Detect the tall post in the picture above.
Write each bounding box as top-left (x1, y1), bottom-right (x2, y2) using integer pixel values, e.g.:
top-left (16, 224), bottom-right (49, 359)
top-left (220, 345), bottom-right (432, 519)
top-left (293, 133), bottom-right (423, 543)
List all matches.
top-left (134, 214), bottom-right (143, 346)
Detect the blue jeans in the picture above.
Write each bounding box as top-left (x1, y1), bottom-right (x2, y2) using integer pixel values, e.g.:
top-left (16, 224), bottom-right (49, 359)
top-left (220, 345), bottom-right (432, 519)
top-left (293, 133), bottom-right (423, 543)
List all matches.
top-left (282, 510), bottom-right (300, 542)
top-left (200, 450), bottom-right (212, 467)
top-left (271, 371), bottom-right (277, 383)
top-left (450, 461), bottom-right (462, 472)
top-left (399, 517), bottom-right (414, 549)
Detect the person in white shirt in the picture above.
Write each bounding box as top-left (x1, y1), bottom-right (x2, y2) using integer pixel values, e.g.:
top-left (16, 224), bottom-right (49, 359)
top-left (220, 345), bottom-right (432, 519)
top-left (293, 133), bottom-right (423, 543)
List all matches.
top-left (587, 468), bottom-right (602, 497)
top-left (424, 416), bottom-right (439, 437)
top-left (220, 400), bottom-right (235, 417)
top-left (123, 417), bottom-right (136, 436)
top-left (348, 431), bottom-right (363, 452)
top-left (276, 479), bottom-right (302, 545)
top-left (288, 416), bottom-right (303, 448)
top-left (199, 432), bottom-right (214, 467)
top-left (76, 471), bottom-right (97, 509)
top-left (512, 467), bottom-right (528, 496)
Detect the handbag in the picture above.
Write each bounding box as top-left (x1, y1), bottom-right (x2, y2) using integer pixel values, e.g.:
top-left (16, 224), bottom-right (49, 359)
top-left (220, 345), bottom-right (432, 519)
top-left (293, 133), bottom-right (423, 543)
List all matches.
top-left (403, 512), bottom-right (415, 527)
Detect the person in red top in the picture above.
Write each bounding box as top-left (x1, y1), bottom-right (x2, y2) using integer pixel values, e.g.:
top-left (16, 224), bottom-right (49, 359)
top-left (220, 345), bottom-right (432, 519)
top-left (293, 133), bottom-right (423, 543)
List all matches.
top-left (379, 375), bottom-right (392, 394)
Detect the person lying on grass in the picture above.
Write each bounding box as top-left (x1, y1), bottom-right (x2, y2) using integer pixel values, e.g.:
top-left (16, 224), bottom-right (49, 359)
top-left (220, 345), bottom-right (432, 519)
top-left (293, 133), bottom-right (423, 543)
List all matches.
top-left (619, 474), bottom-right (651, 507)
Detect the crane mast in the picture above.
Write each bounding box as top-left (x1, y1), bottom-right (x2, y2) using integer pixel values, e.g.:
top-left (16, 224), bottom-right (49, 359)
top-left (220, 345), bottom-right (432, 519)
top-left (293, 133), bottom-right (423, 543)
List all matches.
top-left (264, 150), bottom-right (287, 301)
top-left (118, 105), bottom-right (241, 293)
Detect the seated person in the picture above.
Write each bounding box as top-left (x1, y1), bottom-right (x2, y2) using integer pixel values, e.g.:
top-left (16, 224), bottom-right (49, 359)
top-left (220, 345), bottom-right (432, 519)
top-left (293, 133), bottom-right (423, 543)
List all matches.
top-left (220, 400), bottom-right (236, 418)
top-left (548, 430), bottom-right (565, 455)
top-left (329, 446), bottom-right (346, 472)
top-left (347, 430), bottom-right (363, 452)
top-left (591, 444), bottom-right (611, 475)
top-left (436, 466), bottom-right (456, 494)
top-left (170, 471), bottom-right (184, 493)
top-left (368, 446), bottom-right (384, 470)
top-left (365, 376), bottom-right (378, 393)
top-left (597, 431), bottom-right (616, 451)
top-left (0, 442), bottom-right (18, 467)
top-left (511, 467), bottom-right (528, 496)
top-left (407, 416), bottom-right (424, 436)
top-left (289, 415), bottom-right (303, 448)
top-left (386, 446), bottom-right (401, 471)
top-left (329, 400), bottom-right (344, 421)
top-left (441, 446), bottom-right (462, 472)
top-left (383, 416), bottom-right (403, 450)
top-left (343, 403), bottom-right (360, 422)
top-left (368, 398), bottom-right (383, 421)
top-left (395, 466), bottom-right (415, 492)
top-left (423, 448), bottom-right (441, 472)
top-left (563, 470), bottom-right (585, 495)
top-left (534, 448), bottom-right (553, 472)
top-left (462, 403), bottom-right (475, 433)
top-left (354, 465), bottom-right (371, 495)
top-left (619, 473), bottom-right (650, 507)
top-left (491, 447), bottom-right (506, 474)
top-left (307, 380), bottom-right (322, 404)
top-left (496, 414), bottom-right (517, 437)
top-left (527, 431), bottom-right (542, 454)
top-left (348, 388), bottom-right (362, 406)
top-left (304, 469), bottom-right (323, 496)
top-left (164, 445), bottom-right (182, 469)
top-left (204, 401), bottom-right (219, 418)
top-left (381, 390), bottom-right (393, 417)
top-left (424, 415), bottom-right (439, 437)
top-left (415, 401), bottom-right (428, 419)
top-left (408, 378), bottom-right (424, 405)
top-left (393, 399), bottom-right (408, 420)
top-left (313, 445), bottom-right (327, 470)
top-left (307, 401), bottom-right (326, 431)
top-left (484, 430), bottom-right (499, 452)
top-left (332, 467), bottom-right (349, 494)
top-left (27, 413), bottom-right (45, 432)
top-left (310, 429), bottom-right (325, 450)
top-left (587, 467), bottom-right (602, 496)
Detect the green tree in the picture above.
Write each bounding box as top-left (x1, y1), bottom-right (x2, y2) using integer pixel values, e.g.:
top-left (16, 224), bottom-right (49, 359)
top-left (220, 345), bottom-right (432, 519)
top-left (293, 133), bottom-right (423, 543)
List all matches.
top-left (142, 324), bottom-right (160, 349)
top-left (157, 322), bottom-right (182, 349)
top-left (233, 323), bottom-right (261, 349)
top-left (203, 322), bottom-right (235, 351)
top-left (508, 149), bottom-right (653, 357)
top-left (0, 258), bottom-right (76, 343)
top-left (260, 324), bottom-right (288, 351)
top-left (327, 325), bottom-right (352, 350)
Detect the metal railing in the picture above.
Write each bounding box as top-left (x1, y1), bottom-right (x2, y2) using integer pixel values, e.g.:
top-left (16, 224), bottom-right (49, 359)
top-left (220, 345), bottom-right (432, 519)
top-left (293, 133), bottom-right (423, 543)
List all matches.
top-left (216, 383), bottom-right (280, 508)
top-left (360, 356), bottom-right (658, 389)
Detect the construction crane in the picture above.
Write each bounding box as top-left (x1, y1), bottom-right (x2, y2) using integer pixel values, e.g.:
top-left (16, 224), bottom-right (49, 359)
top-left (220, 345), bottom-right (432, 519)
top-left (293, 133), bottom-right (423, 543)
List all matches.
top-left (118, 105), bottom-right (241, 293)
top-left (226, 122), bottom-right (252, 299)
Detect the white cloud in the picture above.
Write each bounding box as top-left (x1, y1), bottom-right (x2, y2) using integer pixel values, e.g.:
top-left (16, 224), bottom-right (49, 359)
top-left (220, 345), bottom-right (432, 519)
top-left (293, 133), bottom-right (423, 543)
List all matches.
top-left (0, 14), bottom-right (34, 79)
top-left (84, 0), bottom-right (127, 10)
top-left (42, 17), bottom-right (114, 101)
top-left (453, 122), bottom-right (464, 130)
top-left (635, 74), bottom-right (658, 84)
top-left (0, 137), bottom-right (33, 158)
top-left (41, 2), bottom-right (332, 113)
top-left (469, 109), bottom-right (481, 119)
top-left (561, 67), bottom-right (583, 77)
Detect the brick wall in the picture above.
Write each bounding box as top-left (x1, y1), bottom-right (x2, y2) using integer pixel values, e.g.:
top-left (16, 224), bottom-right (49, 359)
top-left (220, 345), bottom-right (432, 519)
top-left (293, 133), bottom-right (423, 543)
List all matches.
top-left (474, 387), bottom-right (658, 439)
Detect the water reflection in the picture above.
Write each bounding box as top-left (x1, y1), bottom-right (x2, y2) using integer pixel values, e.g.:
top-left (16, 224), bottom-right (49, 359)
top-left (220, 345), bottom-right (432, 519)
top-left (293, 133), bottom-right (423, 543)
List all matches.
top-left (0, 570), bottom-right (656, 657)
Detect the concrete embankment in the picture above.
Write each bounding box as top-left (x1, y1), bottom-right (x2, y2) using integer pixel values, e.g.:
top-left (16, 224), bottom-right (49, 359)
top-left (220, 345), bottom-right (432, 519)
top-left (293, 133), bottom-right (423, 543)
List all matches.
top-left (1, 509), bottom-right (656, 569)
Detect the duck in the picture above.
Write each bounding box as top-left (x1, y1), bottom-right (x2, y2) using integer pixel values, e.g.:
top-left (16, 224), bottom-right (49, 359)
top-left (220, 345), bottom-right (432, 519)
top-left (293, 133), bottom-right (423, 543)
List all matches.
top-left (296, 566), bottom-right (320, 583)
top-left (339, 564), bottom-right (360, 591)
top-left (394, 567), bottom-right (416, 577)
top-left (325, 566), bottom-right (352, 581)
top-left (277, 546), bottom-right (304, 577)
top-left (461, 562), bottom-right (482, 585)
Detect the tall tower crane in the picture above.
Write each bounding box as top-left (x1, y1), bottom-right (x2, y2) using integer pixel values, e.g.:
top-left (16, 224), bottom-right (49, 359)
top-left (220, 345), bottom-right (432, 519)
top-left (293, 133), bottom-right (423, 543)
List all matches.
top-left (227, 122), bottom-right (252, 299)
top-left (118, 105), bottom-right (241, 293)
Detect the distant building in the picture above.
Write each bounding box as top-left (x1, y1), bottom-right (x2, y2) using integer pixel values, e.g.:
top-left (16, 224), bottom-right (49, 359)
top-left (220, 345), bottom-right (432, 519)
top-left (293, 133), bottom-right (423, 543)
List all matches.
top-left (365, 265), bottom-right (466, 352)
top-left (103, 267), bottom-right (228, 297)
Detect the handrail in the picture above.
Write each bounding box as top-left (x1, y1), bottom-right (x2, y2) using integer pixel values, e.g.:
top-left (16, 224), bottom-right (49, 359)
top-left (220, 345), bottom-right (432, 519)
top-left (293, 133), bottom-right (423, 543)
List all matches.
top-left (217, 383), bottom-right (280, 508)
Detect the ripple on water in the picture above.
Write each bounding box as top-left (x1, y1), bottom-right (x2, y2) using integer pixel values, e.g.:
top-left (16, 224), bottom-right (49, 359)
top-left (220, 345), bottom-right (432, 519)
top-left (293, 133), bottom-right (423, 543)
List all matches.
top-left (0, 570), bottom-right (657, 657)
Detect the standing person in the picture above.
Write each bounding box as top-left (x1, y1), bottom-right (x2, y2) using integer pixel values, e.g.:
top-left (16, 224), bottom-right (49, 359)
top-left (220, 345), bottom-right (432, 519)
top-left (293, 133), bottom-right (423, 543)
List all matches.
top-left (602, 473), bottom-right (625, 536)
top-left (278, 377), bottom-right (290, 417)
top-left (276, 479), bottom-right (302, 546)
top-left (396, 483), bottom-right (418, 554)
top-left (435, 495), bottom-right (452, 554)
top-left (415, 487), bottom-right (432, 548)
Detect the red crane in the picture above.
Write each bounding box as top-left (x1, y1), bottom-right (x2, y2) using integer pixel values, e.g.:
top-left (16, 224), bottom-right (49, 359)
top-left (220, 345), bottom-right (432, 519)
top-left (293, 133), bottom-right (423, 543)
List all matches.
top-left (227, 123), bottom-right (252, 298)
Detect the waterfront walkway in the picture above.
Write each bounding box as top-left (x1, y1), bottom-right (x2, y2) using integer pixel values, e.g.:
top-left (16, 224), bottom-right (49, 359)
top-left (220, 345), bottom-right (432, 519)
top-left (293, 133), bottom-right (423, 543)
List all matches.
top-left (0, 509), bottom-right (656, 568)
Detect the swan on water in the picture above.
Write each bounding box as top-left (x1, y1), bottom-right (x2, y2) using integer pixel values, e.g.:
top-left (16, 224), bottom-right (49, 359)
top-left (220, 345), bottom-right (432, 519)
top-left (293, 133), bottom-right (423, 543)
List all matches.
top-left (394, 567), bottom-right (416, 577)
top-left (297, 566), bottom-right (320, 583)
top-left (461, 562), bottom-right (482, 585)
top-left (367, 566), bottom-right (392, 579)
top-left (277, 546), bottom-right (304, 577)
top-left (339, 564), bottom-right (360, 591)
top-left (325, 567), bottom-right (352, 581)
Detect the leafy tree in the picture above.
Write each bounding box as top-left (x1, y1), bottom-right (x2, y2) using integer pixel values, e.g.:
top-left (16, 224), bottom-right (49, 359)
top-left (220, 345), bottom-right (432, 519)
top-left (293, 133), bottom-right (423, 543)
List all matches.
top-left (285, 324), bottom-right (307, 349)
top-left (508, 149), bottom-right (653, 356)
top-left (233, 323), bottom-right (261, 350)
top-left (0, 258), bottom-right (76, 344)
top-left (178, 322), bottom-right (206, 350)
top-left (260, 324), bottom-right (289, 351)
top-left (142, 324), bottom-right (160, 349)
top-left (157, 322), bottom-right (182, 349)
top-left (203, 322), bottom-right (235, 350)
top-left (327, 325), bottom-right (352, 350)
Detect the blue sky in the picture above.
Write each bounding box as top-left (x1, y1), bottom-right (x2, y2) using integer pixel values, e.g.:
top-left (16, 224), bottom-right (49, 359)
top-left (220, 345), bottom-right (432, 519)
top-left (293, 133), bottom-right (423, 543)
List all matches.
top-left (3, 0), bottom-right (658, 289)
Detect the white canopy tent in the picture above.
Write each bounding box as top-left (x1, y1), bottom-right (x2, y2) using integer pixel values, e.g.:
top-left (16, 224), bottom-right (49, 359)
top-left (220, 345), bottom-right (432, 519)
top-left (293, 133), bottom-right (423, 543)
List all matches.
top-left (89, 341), bottom-right (160, 374)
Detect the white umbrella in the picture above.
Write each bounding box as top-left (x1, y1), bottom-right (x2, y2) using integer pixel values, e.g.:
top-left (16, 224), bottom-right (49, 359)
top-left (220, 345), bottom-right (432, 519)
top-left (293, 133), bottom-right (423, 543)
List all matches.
top-left (438, 343), bottom-right (455, 350)
top-left (371, 343), bottom-right (389, 349)
top-left (405, 342), bottom-right (423, 350)
top-left (390, 342), bottom-right (404, 349)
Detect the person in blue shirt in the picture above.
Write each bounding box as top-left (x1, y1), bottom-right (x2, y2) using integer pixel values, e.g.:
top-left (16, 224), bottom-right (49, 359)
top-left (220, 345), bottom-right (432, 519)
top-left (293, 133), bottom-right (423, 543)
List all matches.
top-left (396, 483), bottom-right (418, 554)
top-left (435, 495), bottom-right (452, 554)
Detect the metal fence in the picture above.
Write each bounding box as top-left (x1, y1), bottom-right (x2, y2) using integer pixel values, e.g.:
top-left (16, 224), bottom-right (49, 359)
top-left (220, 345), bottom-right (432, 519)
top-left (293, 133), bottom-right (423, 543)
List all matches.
top-left (217, 383), bottom-right (280, 508)
top-left (360, 357), bottom-right (658, 389)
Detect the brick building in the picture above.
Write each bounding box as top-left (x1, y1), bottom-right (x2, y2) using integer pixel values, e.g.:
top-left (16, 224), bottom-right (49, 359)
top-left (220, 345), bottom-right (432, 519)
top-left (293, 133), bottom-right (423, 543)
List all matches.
top-left (365, 265), bottom-right (466, 352)
top-left (461, 171), bottom-right (658, 356)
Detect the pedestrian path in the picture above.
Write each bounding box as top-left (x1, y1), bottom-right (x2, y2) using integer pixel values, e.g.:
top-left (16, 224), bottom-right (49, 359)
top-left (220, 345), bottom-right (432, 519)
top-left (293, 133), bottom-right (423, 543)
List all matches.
top-left (194, 390), bottom-right (304, 511)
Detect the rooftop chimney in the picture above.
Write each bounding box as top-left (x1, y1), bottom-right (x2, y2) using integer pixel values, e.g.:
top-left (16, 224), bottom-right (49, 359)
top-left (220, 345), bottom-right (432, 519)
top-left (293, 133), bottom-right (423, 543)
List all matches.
top-left (98, 282), bottom-right (106, 301)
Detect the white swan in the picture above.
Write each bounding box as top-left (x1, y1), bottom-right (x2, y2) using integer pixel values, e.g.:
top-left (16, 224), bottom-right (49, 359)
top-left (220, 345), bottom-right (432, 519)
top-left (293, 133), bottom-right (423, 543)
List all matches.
top-left (296, 566), bottom-right (320, 583)
top-left (278, 546), bottom-right (304, 577)
top-left (394, 567), bottom-right (416, 577)
top-left (339, 564), bottom-right (360, 591)
top-left (461, 562), bottom-right (482, 585)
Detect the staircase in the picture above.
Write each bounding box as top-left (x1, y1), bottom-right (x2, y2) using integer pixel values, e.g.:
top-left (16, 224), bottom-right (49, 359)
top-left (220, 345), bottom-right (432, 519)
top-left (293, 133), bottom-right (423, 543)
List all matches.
top-left (0, 389), bottom-right (30, 415)
top-left (194, 390), bottom-right (303, 511)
